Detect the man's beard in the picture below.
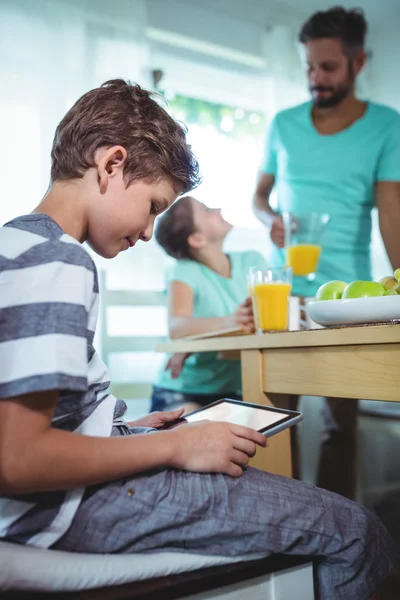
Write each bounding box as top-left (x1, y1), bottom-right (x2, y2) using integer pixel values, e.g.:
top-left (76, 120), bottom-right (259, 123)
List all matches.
top-left (310, 83), bottom-right (352, 108)
top-left (310, 61), bottom-right (355, 108)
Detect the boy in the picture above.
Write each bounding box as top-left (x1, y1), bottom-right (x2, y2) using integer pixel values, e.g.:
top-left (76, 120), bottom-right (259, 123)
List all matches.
top-left (0, 79), bottom-right (395, 599)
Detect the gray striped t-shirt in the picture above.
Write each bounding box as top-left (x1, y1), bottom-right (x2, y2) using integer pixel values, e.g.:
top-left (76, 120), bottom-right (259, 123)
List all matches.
top-left (0, 214), bottom-right (123, 548)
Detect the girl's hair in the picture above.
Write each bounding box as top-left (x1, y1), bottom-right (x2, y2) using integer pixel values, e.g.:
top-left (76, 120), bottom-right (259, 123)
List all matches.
top-left (51, 79), bottom-right (201, 193)
top-left (155, 196), bottom-right (196, 260)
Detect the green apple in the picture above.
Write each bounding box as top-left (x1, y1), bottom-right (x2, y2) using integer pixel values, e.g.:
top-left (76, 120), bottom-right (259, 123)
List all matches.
top-left (394, 268), bottom-right (400, 282)
top-left (378, 276), bottom-right (398, 290)
top-left (384, 289), bottom-right (398, 296)
top-left (316, 280), bottom-right (348, 300)
top-left (342, 280), bottom-right (386, 299)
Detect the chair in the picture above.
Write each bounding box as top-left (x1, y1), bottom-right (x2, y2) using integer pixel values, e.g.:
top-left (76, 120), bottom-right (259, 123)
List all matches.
top-left (0, 541), bottom-right (316, 599)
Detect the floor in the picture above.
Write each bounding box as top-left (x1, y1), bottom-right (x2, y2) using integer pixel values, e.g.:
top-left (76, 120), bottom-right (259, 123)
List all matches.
top-left (379, 563), bottom-right (400, 599)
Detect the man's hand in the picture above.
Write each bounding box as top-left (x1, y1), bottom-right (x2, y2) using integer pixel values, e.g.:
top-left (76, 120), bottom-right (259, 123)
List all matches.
top-left (165, 421), bottom-right (268, 477)
top-left (270, 215), bottom-right (285, 248)
top-left (129, 408), bottom-right (185, 429)
top-left (165, 353), bottom-right (192, 378)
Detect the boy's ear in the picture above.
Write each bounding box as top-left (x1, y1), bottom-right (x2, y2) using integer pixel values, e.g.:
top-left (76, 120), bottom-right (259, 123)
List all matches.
top-left (188, 231), bottom-right (206, 251)
top-left (96, 146), bottom-right (127, 193)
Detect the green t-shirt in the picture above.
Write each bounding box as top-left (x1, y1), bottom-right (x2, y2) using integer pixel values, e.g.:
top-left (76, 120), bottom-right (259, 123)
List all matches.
top-left (156, 251), bottom-right (267, 395)
top-left (263, 101), bottom-right (400, 296)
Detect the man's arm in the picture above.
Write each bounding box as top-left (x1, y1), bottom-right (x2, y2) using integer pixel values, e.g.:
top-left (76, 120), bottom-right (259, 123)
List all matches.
top-left (252, 172), bottom-right (284, 248)
top-left (252, 172), bottom-right (276, 227)
top-left (376, 181), bottom-right (400, 269)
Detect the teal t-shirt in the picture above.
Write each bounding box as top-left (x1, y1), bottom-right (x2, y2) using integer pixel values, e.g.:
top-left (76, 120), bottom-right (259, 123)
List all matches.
top-left (263, 101), bottom-right (400, 296)
top-left (156, 251), bottom-right (267, 395)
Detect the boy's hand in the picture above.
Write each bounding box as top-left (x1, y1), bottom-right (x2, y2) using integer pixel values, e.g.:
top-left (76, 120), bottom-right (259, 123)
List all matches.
top-left (165, 353), bottom-right (192, 378)
top-left (227, 298), bottom-right (254, 333)
top-left (165, 420), bottom-right (267, 477)
top-left (129, 408), bottom-right (185, 429)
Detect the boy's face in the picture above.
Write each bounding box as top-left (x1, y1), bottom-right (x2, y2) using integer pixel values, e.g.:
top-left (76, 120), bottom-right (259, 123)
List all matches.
top-left (87, 173), bottom-right (178, 259)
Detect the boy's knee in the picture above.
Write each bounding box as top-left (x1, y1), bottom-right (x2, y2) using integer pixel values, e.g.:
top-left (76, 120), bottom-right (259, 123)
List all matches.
top-left (350, 501), bottom-right (394, 560)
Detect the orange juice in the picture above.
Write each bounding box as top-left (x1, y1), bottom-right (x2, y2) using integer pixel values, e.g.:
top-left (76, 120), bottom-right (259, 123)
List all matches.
top-left (287, 244), bottom-right (321, 276)
top-left (253, 282), bottom-right (291, 331)
top-left (247, 284), bottom-right (259, 330)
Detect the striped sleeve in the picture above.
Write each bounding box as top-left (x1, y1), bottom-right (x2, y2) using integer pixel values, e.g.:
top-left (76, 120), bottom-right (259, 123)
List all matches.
top-left (0, 246), bottom-right (94, 398)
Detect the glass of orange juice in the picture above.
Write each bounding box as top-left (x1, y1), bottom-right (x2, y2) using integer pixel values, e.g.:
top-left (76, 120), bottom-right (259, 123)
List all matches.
top-left (283, 212), bottom-right (330, 280)
top-left (249, 267), bottom-right (292, 332)
top-left (247, 267), bottom-right (259, 331)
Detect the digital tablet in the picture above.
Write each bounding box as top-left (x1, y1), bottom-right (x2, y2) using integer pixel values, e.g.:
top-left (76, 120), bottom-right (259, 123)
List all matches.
top-left (164, 398), bottom-right (303, 438)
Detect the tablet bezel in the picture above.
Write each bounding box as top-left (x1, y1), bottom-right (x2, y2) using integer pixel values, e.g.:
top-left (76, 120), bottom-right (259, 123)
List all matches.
top-left (162, 398), bottom-right (302, 435)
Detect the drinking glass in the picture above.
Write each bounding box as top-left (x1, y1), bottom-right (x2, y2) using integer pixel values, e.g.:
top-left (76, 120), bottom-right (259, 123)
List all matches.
top-left (249, 266), bottom-right (292, 332)
top-left (283, 212), bottom-right (330, 280)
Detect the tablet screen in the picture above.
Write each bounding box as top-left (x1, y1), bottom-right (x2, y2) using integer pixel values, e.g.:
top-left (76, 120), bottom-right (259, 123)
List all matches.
top-left (184, 400), bottom-right (289, 431)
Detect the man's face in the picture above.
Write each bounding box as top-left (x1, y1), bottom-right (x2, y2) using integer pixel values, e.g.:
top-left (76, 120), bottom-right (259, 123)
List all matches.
top-left (301, 38), bottom-right (361, 108)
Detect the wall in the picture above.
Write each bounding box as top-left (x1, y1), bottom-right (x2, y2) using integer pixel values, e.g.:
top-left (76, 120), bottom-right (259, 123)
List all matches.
top-left (368, 26), bottom-right (400, 112)
top-left (146, 0), bottom-right (266, 59)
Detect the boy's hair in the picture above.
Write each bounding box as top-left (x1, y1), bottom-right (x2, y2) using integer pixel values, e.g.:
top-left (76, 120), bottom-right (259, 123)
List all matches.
top-left (299, 6), bottom-right (367, 58)
top-left (155, 196), bottom-right (196, 260)
top-left (50, 79), bottom-right (201, 193)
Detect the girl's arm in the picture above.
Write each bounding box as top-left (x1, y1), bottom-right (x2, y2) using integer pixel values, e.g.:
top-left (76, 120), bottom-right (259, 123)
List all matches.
top-left (168, 281), bottom-right (253, 339)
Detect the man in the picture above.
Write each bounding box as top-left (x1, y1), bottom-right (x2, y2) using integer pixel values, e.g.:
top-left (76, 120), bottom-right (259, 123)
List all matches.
top-left (252, 7), bottom-right (400, 499)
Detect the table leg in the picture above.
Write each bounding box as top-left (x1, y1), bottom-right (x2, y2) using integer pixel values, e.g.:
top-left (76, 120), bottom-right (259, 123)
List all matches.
top-left (241, 350), bottom-right (292, 477)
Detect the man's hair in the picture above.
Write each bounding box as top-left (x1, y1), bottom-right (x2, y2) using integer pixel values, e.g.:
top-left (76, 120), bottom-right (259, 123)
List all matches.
top-left (299, 6), bottom-right (367, 57)
top-left (50, 79), bottom-right (200, 193)
top-left (155, 196), bottom-right (196, 260)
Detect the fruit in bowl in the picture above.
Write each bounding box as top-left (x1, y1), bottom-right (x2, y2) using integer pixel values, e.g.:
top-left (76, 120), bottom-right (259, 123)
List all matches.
top-left (310, 269), bottom-right (400, 326)
top-left (378, 276), bottom-right (398, 291)
top-left (315, 270), bottom-right (400, 303)
top-left (341, 280), bottom-right (386, 299)
top-left (315, 280), bottom-right (348, 301)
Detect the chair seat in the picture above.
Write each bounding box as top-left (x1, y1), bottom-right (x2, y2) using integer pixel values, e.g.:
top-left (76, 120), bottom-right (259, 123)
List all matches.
top-left (0, 541), bottom-right (316, 599)
top-left (0, 541), bottom-right (265, 594)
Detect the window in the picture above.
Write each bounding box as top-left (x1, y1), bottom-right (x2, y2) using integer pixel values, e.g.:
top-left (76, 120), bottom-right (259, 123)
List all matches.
top-left (164, 92), bottom-right (266, 228)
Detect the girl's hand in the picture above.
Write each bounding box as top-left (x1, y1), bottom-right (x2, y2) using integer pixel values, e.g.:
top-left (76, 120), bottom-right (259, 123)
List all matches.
top-left (165, 353), bottom-right (192, 378)
top-left (227, 297), bottom-right (254, 333)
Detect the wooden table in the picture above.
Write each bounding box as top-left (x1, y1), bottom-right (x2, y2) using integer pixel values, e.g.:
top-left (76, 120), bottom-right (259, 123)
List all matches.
top-left (157, 324), bottom-right (400, 477)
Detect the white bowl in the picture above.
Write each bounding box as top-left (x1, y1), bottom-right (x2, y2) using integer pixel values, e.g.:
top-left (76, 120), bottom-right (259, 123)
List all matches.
top-left (307, 295), bottom-right (400, 327)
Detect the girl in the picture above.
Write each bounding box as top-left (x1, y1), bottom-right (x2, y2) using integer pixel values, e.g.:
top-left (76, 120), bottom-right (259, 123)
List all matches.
top-left (151, 196), bottom-right (267, 414)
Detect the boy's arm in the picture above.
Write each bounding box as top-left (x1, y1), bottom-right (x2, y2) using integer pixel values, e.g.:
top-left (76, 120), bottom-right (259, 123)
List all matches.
top-left (0, 391), bottom-right (172, 493)
top-left (0, 390), bottom-right (266, 494)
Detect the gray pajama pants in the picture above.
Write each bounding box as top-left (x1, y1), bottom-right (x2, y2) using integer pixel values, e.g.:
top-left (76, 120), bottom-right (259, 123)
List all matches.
top-left (54, 427), bottom-right (396, 599)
